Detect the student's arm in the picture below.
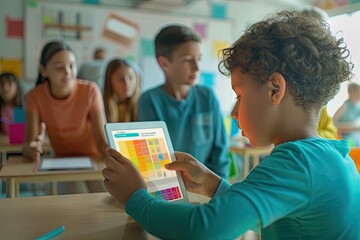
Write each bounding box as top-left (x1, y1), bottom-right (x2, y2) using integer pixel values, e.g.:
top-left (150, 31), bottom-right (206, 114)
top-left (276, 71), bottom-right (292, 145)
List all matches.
top-left (23, 114), bottom-right (46, 161)
top-left (91, 111), bottom-right (108, 157)
top-left (128, 149), bottom-right (310, 239)
top-left (104, 145), bottom-right (311, 239)
top-left (166, 152), bottom-right (227, 198)
top-left (104, 148), bottom-right (256, 239)
top-left (89, 84), bottom-right (108, 157)
top-left (333, 103), bottom-right (346, 122)
top-left (22, 93), bottom-right (46, 161)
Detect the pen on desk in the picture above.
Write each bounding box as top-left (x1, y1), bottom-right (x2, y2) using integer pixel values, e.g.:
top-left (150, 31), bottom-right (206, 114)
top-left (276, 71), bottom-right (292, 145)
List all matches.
top-left (35, 226), bottom-right (65, 240)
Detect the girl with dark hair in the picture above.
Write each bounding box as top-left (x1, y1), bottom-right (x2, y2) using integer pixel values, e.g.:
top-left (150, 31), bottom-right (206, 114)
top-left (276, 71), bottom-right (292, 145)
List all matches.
top-left (0, 72), bottom-right (23, 133)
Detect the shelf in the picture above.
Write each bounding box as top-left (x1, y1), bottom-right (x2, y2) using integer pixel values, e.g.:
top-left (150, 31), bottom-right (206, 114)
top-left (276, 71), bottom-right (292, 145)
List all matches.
top-left (43, 24), bottom-right (92, 31)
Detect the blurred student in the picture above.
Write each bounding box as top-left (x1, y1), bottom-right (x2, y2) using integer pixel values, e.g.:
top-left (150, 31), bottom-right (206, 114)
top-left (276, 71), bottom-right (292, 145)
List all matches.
top-left (138, 24), bottom-right (229, 178)
top-left (333, 82), bottom-right (360, 145)
top-left (103, 11), bottom-right (360, 239)
top-left (23, 40), bottom-right (108, 193)
top-left (333, 82), bottom-right (360, 123)
top-left (0, 72), bottom-right (23, 134)
top-left (78, 47), bottom-right (107, 90)
top-left (103, 58), bottom-right (140, 122)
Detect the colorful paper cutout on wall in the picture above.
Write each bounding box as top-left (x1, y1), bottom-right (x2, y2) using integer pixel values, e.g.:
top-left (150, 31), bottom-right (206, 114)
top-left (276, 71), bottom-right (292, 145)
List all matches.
top-left (82, 0), bottom-right (100, 4)
top-left (212, 40), bottom-right (229, 57)
top-left (211, 3), bottom-right (227, 19)
top-left (0, 59), bottom-right (22, 79)
top-left (141, 38), bottom-right (155, 57)
top-left (6, 17), bottom-right (24, 38)
top-left (27, 0), bottom-right (38, 8)
top-left (199, 72), bottom-right (215, 87)
top-left (194, 23), bottom-right (207, 39)
top-left (315, 0), bottom-right (350, 9)
top-left (102, 12), bottom-right (140, 47)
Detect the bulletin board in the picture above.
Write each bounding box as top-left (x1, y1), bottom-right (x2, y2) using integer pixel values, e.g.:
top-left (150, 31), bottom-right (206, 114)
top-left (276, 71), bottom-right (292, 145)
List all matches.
top-left (25, 1), bottom-right (235, 113)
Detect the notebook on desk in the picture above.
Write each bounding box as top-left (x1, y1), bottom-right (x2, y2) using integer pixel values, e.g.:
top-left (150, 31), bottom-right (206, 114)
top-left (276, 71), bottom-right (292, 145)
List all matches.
top-left (37, 157), bottom-right (96, 171)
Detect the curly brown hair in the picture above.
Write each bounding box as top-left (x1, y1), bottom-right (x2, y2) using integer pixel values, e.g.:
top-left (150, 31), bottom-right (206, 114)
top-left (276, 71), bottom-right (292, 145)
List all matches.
top-left (219, 11), bottom-right (353, 109)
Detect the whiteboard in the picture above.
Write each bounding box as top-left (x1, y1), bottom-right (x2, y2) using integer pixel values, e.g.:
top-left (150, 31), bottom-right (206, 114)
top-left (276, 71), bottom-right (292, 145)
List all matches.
top-left (25, 1), bottom-right (235, 113)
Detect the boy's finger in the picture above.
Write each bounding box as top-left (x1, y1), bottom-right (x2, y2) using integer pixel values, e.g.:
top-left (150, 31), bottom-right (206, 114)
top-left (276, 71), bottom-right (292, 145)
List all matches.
top-left (107, 148), bottom-right (127, 164)
top-left (165, 161), bottom-right (190, 171)
top-left (174, 152), bottom-right (193, 162)
top-left (104, 155), bottom-right (122, 170)
top-left (102, 167), bottom-right (117, 181)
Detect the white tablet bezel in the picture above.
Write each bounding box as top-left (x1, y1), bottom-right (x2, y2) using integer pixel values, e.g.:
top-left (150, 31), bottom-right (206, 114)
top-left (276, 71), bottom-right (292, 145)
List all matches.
top-left (104, 121), bottom-right (189, 202)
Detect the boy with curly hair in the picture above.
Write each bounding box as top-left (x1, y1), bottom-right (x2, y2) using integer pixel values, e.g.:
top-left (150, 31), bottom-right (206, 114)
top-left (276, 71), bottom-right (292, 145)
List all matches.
top-left (103, 11), bottom-right (360, 239)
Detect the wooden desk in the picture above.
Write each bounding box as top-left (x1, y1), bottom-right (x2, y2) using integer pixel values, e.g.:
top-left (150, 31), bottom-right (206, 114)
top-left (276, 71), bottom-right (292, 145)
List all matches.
top-left (230, 145), bottom-right (273, 178)
top-left (0, 192), bottom-right (153, 239)
top-left (0, 191), bottom-right (208, 240)
top-left (0, 157), bottom-right (105, 198)
top-left (0, 134), bottom-right (52, 164)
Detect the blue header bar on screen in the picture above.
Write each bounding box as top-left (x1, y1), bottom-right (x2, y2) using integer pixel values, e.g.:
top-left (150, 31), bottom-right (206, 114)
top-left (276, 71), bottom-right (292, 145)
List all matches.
top-left (114, 133), bottom-right (139, 138)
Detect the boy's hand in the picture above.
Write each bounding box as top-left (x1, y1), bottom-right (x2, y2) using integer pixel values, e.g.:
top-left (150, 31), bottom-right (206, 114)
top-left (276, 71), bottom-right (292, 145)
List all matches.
top-left (102, 148), bottom-right (146, 206)
top-left (166, 152), bottom-right (221, 198)
top-left (23, 122), bottom-right (46, 161)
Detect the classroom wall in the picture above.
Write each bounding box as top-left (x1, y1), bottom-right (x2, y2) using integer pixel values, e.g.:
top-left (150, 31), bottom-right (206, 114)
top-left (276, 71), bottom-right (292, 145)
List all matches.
top-left (0, 0), bottom-right (310, 115)
top-left (0, 0), bottom-right (23, 58)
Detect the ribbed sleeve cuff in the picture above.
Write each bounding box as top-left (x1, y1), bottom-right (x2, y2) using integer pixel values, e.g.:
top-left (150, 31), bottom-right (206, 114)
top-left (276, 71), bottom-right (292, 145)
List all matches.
top-left (214, 178), bottom-right (231, 197)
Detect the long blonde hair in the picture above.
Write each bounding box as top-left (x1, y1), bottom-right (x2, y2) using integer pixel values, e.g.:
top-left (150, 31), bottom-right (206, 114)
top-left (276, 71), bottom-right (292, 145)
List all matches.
top-left (103, 58), bottom-right (140, 122)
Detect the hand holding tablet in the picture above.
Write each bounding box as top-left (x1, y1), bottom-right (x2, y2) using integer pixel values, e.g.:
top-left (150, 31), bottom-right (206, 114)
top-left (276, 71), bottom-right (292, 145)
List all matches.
top-left (104, 121), bottom-right (189, 202)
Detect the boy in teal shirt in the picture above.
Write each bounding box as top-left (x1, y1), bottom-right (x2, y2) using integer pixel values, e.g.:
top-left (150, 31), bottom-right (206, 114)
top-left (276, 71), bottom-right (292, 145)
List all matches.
top-left (138, 25), bottom-right (229, 178)
top-left (103, 11), bottom-right (360, 239)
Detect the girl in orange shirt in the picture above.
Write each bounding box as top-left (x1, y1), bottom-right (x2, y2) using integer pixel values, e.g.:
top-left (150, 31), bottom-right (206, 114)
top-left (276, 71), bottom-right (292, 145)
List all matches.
top-left (23, 40), bottom-right (108, 161)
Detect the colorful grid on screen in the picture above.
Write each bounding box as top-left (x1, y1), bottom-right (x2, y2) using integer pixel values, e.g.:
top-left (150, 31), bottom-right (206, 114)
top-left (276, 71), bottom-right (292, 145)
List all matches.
top-left (150, 186), bottom-right (182, 201)
top-left (117, 138), bottom-right (175, 181)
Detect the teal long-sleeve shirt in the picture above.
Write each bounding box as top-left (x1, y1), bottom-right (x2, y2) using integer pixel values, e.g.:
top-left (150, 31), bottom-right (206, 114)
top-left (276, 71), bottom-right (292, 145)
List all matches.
top-left (126, 138), bottom-right (360, 239)
top-left (138, 85), bottom-right (229, 178)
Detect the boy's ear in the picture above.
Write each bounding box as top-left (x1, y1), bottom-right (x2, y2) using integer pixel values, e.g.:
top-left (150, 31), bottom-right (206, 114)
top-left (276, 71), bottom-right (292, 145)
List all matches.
top-left (157, 56), bottom-right (170, 71)
top-left (267, 72), bottom-right (286, 105)
top-left (39, 65), bottom-right (47, 78)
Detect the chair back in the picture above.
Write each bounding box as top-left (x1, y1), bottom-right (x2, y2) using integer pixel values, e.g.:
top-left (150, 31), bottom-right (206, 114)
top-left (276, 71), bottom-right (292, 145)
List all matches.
top-left (349, 148), bottom-right (360, 173)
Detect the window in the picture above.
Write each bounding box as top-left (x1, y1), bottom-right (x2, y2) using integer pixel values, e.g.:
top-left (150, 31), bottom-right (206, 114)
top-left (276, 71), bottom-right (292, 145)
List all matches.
top-left (327, 10), bottom-right (360, 116)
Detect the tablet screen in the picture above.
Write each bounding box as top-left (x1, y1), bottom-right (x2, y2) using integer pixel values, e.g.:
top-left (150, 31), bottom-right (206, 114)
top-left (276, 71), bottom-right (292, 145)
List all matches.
top-left (38, 157), bottom-right (94, 171)
top-left (109, 127), bottom-right (185, 201)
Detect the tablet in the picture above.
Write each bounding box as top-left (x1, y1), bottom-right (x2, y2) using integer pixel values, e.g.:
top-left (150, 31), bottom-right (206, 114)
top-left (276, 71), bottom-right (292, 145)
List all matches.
top-left (38, 157), bottom-right (95, 171)
top-left (104, 121), bottom-right (189, 202)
